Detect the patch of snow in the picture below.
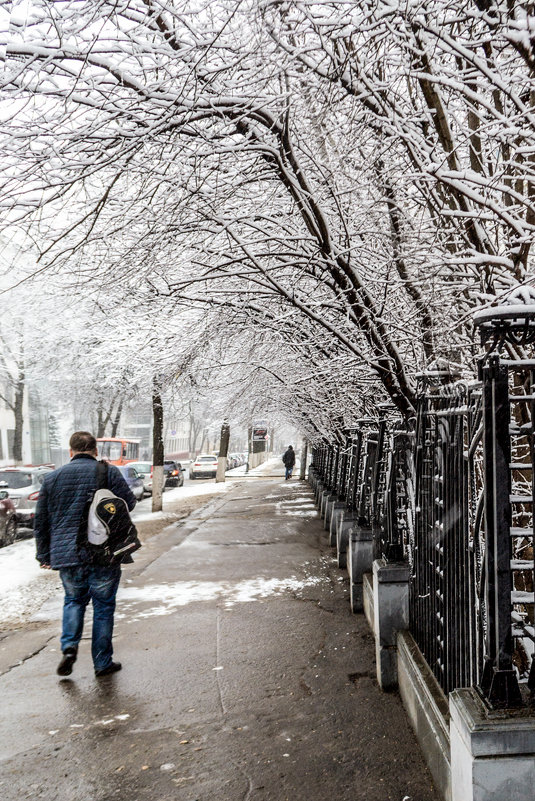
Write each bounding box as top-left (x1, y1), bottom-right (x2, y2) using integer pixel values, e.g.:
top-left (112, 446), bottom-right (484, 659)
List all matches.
top-left (131, 481), bottom-right (235, 522)
top-left (0, 539), bottom-right (43, 591)
top-left (117, 575), bottom-right (327, 620)
top-left (0, 539), bottom-right (59, 624)
top-left (280, 510), bottom-right (318, 517)
top-left (274, 500), bottom-right (318, 517)
top-left (281, 497), bottom-right (315, 504)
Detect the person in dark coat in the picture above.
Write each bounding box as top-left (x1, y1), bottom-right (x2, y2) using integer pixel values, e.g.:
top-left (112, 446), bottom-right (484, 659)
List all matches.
top-left (34, 431), bottom-right (136, 678)
top-left (282, 445), bottom-right (296, 480)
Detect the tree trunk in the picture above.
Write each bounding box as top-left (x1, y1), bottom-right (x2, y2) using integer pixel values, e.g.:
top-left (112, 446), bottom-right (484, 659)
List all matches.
top-left (269, 427), bottom-right (275, 458)
top-left (188, 406), bottom-right (195, 457)
top-left (216, 422), bottom-right (230, 482)
top-left (299, 442), bottom-right (308, 480)
top-left (110, 396), bottom-right (124, 438)
top-left (12, 379), bottom-right (24, 464)
top-left (97, 401), bottom-right (106, 438)
top-left (152, 382), bottom-right (164, 513)
top-left (245, 425), bottom-right (252, 473)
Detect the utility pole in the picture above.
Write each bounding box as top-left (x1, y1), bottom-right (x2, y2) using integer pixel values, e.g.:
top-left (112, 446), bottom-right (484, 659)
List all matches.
top-left (152, 377), bottom-right (164, 512)
top-left (216, 421), bottom-right (230, 482)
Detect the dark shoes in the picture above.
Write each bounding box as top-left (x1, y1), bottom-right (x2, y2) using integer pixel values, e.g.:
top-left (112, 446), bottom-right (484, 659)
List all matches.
top-left (57, 648), bottom-right (121, 678)
top-left (57, 647), bottom-right (78, 676)
top-left (95, 661), bottom-right (122, 677)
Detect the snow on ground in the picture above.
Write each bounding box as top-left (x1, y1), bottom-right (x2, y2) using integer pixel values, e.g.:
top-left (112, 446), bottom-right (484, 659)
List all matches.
top-left (117, 575), bottom-right (327, 621)
top-left (0, 481), bottom-right (237, 625)
top-left (0, 458), bottom-right (294, 626)
top-left (225, 456), bottom-right (287, 476)
top-left (0, 539), bottom-right (60, 625)
top-left (131, 480), bottom-right (236, 522)
top-left (2, 539), bottom-right (43, 592)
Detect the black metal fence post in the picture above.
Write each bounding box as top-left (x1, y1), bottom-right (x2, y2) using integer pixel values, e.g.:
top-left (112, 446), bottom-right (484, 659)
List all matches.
top-left (347, 431), bottom-right (363, 513)
top-left (382, 426), bottom-right (410, 563)
top-left (479, 355), bottom-right (522, 707)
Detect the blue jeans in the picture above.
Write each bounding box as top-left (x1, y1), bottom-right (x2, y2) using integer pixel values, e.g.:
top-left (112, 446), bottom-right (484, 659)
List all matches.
top-left (59, 565), bottom-right (121, 671)
top-left (285, 466), bottom-right (293, 479)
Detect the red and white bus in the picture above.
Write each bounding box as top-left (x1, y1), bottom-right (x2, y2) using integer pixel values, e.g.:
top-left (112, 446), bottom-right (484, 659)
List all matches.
top-left (97, 438), bottom-right (140, 466)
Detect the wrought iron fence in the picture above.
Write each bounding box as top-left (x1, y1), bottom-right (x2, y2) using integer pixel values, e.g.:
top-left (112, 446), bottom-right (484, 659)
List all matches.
top-left (410, 377), bottom-right (484, 696)
top-left (310, 326), bottom-right (535, 707)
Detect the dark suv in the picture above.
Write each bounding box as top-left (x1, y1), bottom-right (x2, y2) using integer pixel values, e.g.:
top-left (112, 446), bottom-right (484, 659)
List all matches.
top-left (163, 460), bottom-right (185, 488)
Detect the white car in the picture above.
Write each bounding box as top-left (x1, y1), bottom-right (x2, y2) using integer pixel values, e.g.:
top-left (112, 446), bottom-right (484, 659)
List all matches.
top-left (0, 466), bottom-right (54, 528)
top-left (190, 454), bottom-right (219, 479)
top-left (128, 461), bottom-right (153, 495)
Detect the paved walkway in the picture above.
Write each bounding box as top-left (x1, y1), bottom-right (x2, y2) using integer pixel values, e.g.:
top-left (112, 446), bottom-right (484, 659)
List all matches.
top-left (0, 470), bottom-right (440, 801)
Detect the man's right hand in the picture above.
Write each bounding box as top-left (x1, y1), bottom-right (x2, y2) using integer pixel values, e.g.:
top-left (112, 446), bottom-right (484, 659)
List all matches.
top-left (39, 564), bottom-right (51, 569)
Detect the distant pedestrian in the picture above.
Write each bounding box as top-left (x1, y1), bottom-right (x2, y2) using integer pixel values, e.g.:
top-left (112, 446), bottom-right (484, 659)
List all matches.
top-left (282, 445), bottom-right (296, 480)
top-left (34, 431), bottom-right (137, 678)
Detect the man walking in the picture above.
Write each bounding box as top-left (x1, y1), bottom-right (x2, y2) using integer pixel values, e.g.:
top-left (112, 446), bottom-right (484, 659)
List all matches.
top-left (282, 445), bottom-right (296, 480)
top-left (34, 431), bottom-right (137, 677)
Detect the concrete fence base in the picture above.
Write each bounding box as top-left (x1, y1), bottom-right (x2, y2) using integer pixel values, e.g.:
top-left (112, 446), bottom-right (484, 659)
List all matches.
top-left (372, 559), bottom-right (409, 690)
top-left (397, 631), bottom-right (451, 801)
top-left (325, 499), bottom-right (345, 541)
top-left (307, 477), bottom-right (535, 801)
top-left (449, 689), bottom-right (535, 801)
top-left (347, 526), bottom-right (373, 613)
top-left (319, 490), bottom-right (335, 519)
top-left (335, 511), bottom-right (358, 568)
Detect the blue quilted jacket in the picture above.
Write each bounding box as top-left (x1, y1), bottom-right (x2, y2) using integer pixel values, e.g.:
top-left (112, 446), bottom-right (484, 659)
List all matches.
top-left (34, 454), bottom-right (137, 569)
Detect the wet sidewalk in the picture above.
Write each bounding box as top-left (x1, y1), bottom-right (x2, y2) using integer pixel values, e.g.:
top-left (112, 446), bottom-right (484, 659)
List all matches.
top-left (0, 471), bottom-right (440, 801)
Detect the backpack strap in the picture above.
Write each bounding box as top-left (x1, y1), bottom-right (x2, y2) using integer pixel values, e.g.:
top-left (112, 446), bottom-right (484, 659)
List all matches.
top-left (96, 460), bottom-right (108, 490)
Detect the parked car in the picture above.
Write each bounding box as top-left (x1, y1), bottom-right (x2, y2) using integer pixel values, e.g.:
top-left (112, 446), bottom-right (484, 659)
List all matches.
top-left (128, 461), bottom-right (153, 496)
top-left (163, 460), bottom-right (185, 488)
top-left (0, 488), bottom-right (17, 547)
top-left (227, 454), bottom-right (240, 470)
top-left (0, 466), bottom-right (54, 528)
top-left (117, 465), bottom-right (145, 502)
top-left (190, 454), bottom-right (219, 479)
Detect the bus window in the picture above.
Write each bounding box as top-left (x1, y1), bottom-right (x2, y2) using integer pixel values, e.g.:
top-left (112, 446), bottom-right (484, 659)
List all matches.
top-left (98, 441), bottom-right (122, 462)
top-left (97, 438), bottom-right (140, 465)
top-left (126, 442), bottom-right (139, 461)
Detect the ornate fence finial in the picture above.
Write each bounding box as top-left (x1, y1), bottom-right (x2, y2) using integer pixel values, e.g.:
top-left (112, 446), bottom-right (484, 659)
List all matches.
top-left (474, 285), bottom-right (535, 349)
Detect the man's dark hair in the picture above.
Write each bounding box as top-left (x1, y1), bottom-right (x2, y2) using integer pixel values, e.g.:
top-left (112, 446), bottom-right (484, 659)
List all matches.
top-left (69, 431), bottom-right (97, 453)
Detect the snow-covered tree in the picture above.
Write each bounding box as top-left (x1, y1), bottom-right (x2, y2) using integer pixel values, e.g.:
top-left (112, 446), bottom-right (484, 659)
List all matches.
top-left (3, 1), bottom-right (535, 440)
